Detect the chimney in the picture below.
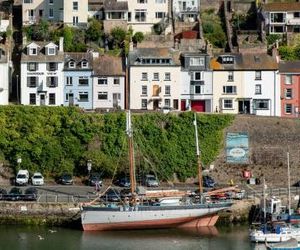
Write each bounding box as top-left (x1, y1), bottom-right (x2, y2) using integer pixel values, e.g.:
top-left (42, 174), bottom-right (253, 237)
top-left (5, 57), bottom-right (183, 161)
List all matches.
top-left (59, 37), bottom-right (64, 52)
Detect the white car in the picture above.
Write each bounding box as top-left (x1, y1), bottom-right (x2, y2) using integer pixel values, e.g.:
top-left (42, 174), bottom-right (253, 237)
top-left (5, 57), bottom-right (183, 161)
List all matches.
top-left (15, 169), bottom-right (29, 186)
top-left (31, 172), bottom-right (44, 186)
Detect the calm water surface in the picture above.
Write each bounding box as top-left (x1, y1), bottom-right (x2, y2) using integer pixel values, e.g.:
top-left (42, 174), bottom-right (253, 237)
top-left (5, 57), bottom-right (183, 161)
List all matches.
top-left (0, 225), bottom-right (266, 250)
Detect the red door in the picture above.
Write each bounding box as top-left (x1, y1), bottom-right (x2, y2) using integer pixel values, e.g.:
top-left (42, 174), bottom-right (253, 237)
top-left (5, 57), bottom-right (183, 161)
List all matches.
top-left (181, 100), bottom-right (186, 111)
top-left (191, 100), bottom-right (205, 112)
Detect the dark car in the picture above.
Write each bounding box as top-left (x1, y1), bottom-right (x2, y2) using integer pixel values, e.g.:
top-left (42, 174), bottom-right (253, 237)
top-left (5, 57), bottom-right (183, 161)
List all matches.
top-left (5, 187), bottom-right (23, 201)
top-left (0, 188), bottom-right (7, 200)
top-left (88, 173), bottom-right (103, 187)
top-left (203, 176), bottom-right (216, 188)
top-left (100, 188), bottom-right (120, 202)
top-left (24, 187), bottom-right (38, 201)
top-left (58, 173), bottom-right (73, 185)
top-left (115, 177), bottom-right (130, 188)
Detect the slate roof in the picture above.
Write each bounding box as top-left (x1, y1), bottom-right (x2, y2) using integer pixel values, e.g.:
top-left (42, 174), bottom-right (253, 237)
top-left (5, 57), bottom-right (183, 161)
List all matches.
top-left (210, 53), bottom-right (278, 70)
top-left (263, 2), bottom-right (300, 12)
top-left (279, 60), bottom-right (300, 73)
top-left (93, 55), bottom-right (125, 76)
top-left (64, 52), bottom-right (93, 70)
top-left (128, 47), bottom-right (181, 66)
top-left (104, 0), bottom-right (128, 11)
top-left (21, 41), bottom-right (64, 63)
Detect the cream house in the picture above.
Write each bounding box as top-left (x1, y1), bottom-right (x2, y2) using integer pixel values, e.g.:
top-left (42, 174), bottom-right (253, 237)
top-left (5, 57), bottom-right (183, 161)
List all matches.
top-left (129, 47), bottom-right (181, 110)
top-left (63, 0), bottom-right (88, 27)
top-left (0, 45), bottom-right (9, 105)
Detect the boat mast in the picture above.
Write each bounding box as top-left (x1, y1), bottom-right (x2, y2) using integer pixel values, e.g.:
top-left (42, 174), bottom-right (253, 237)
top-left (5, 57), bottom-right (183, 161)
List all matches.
top-left (194, 113), bottom-right (203, 194)
top-left (287, 152), bottom-right (291, 216)
top-left (263, 178), bottom-right (266, 224)
top-left (126, 110), bottom-right (136, 194)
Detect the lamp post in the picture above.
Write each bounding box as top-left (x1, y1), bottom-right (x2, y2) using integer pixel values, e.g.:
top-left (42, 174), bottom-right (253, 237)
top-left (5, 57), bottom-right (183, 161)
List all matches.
top-left (87, 160), bottom-right (92, 177)
top-left (17, 156), bottom-right (22, 170)
top-left (16, 74), bottom-right (19, 104)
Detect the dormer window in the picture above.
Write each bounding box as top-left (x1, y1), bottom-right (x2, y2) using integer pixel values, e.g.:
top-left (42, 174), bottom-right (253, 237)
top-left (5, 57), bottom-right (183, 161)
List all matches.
top-left (221, 56), bottom-right (234, 64)
top-left (48, 47), bottom-right (55, 55)
top-left (69, 60), bottom-right (75, 68)
top-left (29, 47), bottom-right (37, 55)
top-left (81, 60), bottom-right (88, 68)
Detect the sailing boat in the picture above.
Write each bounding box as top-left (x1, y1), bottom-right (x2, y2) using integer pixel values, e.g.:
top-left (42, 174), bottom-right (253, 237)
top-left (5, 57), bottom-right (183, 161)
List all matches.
top-left (80, 111), bottom-right (232, 231)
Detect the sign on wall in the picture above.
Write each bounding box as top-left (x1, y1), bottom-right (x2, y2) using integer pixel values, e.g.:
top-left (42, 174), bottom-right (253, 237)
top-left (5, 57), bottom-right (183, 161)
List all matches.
top-left (226, 132), bottom-right (249, 164)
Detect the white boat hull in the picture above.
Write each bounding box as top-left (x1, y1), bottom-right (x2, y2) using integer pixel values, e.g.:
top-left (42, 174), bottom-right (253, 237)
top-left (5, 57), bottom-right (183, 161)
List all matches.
top-left (81, 203), bottom-right (231, 231)
top-left (250, 229), bottom-right (300, 243)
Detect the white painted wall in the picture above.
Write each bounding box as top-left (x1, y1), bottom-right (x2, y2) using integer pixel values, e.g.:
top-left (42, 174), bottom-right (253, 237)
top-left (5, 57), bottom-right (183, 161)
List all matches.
top-left (0, 62), bottom-right (9, 105)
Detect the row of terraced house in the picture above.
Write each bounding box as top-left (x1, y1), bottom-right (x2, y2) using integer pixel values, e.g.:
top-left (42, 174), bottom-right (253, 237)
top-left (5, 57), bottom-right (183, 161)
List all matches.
top-left (8, 37), bottom-right (299, 118)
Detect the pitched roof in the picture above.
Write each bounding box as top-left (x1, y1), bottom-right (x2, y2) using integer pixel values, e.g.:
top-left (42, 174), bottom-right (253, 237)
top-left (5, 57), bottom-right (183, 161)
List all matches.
top-left (263, 2), bottom-right (300, 12)
top-left (104, 0), bottom-right (128, 11)
top-left (64, 52), bottom-right (93, 70)
top-left (128, 47), bottom-right (181, 66)
top-left (279, 60), bottom-right (300, 73)
top-left (93, 55), bottom-right (125, 76)
top-left (210, 53), bottom-right (278, 70)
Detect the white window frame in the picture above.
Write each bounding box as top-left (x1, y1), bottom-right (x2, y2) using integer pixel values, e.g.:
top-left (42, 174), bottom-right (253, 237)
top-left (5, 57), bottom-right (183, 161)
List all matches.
top-left (228, 71), bottom-right (234, 81)
top-left (165, 85), bottom-right (170, 95)
top-left (78, 92), bottom-right (89, 102)
top-left (141, 99), bottom-right (147, 109)
top-left (255, 84), bottom-right (261, 94)
top-left (164, 99), bottom-right (170, 107)
top-left (255, 71), bottom-right (262, 80)
top-left (222, 99), bottom-right (233, 109)
top-left (195, 85), bottom-right (204, 94)
top-left (190, 57), bottom-right (204, 66)
top-left (165, 72), bottom-right (171, 81)
top-left (66, 76), bottom-right (73, 86)
top-left (142, 72), bottom-right (148, 81)
top-left (142, 85), bottom-right (147, 95)
top-left (81, 61), bottom-right (88, 68)
top-left (285, 75), bottom-right (292, 84)
top-left (285, 103), bottom-right (292, 114)
top-left (223, 85), bottom-right (237, 94)
top-left (285, 88), bottom-right (292, 99)
top-left (98, 92), bottom-right (108, 100)
top-left (69, 61), bottom-right (75, 68)
top-left (153, 72), bottom-right (159, 81)
top-left (98, 77), bottom-right (108, 85)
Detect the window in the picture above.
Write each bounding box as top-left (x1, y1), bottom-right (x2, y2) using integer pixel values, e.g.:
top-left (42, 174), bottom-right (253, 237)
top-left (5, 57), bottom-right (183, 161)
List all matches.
top-left (78, 92), bottom-right (88, 102)
top-left (137, 0), bottom-right (147, 3)
top-left (73, 16), bottom-right (78, 25)
top-left (29, 93), bottom-right (36, 104)
top-left (254, 99), bottom-right (269, 110)
top-left (294, 12), bottom-right (300, 18)
top-left (47, 62), bottom-right (57, 71)
top-left (142, 72), bottom-right (148, 80)
top-left (48, 47), bottom-right (55, 55)
top-left (195, 85), bottom-right (203, 94)
top-left (47, 77), bottom-right (57, 87)
top-left (79, 77), bottom-right (89, 85)
top-left (221, 56), bottom-right (234, 64)
top-left (164, 99), bottom-right (170, 107)
top-left (255, 84), bottom-right (261, 94)
top-left (285, 104), bottom-right (292, 114)
top-left (142, 85), bottom-right (147, 95)
top-left (190, 57), bottom-right (204, 66)
top-left (223, 99), bottom-right (233, 109)
top-left (165, 85), bottom-right (170, 95)
top-left (286, 75), bottom-right (292, 84)
top-left (49, 93), bottom-right (55, 105)
top-left (113, 78), bottom-right (120, 85)
top-left (255, 71), bottom-right (262, 80)
top-left (98, 78), bottom-right (107, 85)
top-left (49, 0), bottom-right (53, 4)
top-left (165, 72), bottom-right (171, 81)
top-left (153, 72), bottom-right (159, 80)
top-left (135, 9), bottom-right (146, 22)
top-left (73, 2), bottom-right (78, 11)
top-left (228, 71), bottom-right (234, 81)
top-left (223, 85), bottom-right (236, 94)
top-left (81, 61), bottom-right (88, 68)
top-left (98, 92), bottom-right (108, 100)
top-left (28, 62), bottom-right (37, 71)
top-left (29, 47), bottom-right (37, 55)
top-left (155, 0), bottom-right (166, 3)
top-left (66, 76), bottom-right (73, 86)
top-left (49, 8), bottom-right (53, 18)
top-left (27, 77), bottom-right (37, 87)
top-left (141, 99), bottom-right (147, 109)
top-left (24, 0), bottom-right (33, 3)
top-left (155, 12), bottom-right (165, 19)
top-left (194, 72), bottom-right (202, 80)
top-left (68, 61), bottom-right (75, 68)
top-left (285, 88), bottom-right (292, 99)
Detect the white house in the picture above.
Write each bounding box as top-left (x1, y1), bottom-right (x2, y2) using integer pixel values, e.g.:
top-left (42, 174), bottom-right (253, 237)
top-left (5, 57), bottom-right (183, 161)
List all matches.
top-left (173, 0), bottom-right (199, 22)
top-left (0, 46), bottom-right (9, 105)
top-left (20, 38), bottom-right (64, 106)
top-left (92, 54), bottom-right (125, 110)
top-left (128, 47), bottom-right (181, 110)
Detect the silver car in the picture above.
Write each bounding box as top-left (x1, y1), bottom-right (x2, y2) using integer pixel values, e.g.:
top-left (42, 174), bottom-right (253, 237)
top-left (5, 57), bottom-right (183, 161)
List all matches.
top-left (144, 175), bottom-right (159, 187)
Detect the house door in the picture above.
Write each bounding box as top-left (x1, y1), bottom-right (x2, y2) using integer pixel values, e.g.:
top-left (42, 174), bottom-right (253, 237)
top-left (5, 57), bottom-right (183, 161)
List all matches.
top-left (113, 93), bottom-right (121, 108)
top-left (238, 100), bottom-right (250, 114)
top-left (68, 93), bottom-right (74, 106)
top-left (40, 94), bottom-right (45, 106)
top-left (181, 100), bottom-right (186, 111)
top-left (191, 100), bottom-right (206, 112)
top-left (153, 100), bottom-right (159, 110)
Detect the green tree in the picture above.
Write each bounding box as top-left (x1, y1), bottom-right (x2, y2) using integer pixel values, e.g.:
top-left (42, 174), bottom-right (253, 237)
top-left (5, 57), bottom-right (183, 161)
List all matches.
top-left (86, 19), bottom-right (103, 42)
top-left (63, 26), bottom-right (74, 51)
top-left (110, 27), bottom-right (127, 48)
top-left (132, 32), bottom-right (144, 44)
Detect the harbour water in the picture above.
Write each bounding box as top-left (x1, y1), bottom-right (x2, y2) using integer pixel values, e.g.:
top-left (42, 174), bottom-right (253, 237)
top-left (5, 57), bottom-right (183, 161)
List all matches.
top-left (0, 224), bottom-right (265, 250)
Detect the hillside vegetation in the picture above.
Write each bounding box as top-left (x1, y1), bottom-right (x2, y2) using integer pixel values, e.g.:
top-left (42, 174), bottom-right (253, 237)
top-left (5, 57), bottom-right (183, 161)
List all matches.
top-left (0, 106), bottom-right (234, 181)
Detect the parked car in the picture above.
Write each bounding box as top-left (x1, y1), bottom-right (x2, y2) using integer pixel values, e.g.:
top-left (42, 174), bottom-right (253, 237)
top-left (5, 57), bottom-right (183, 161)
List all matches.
top-left (143, 175), bottom-right (159, 187)
top-left (24, 187), bottom-right (38, 201)
top-left (15, 170), bottom-right (29, 186)
top-left (0, 188), bottom-right (7, 200)
top-left (88, 173), bottom-right (102, 187)
top-left (100, 188), bottom-right (120, 202)
top-left (120, 188), bottom-right (132, 199)
top-left (115, 177), bottom-right (130, 188)
top-left (31, 172), bottom-right (44, 186)
top-left (203, 176), bottom-right (216, 188)
top-left (57, 173), bottom-right (73, 185)
top-left (5, 187), bottom-right (23, 201)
